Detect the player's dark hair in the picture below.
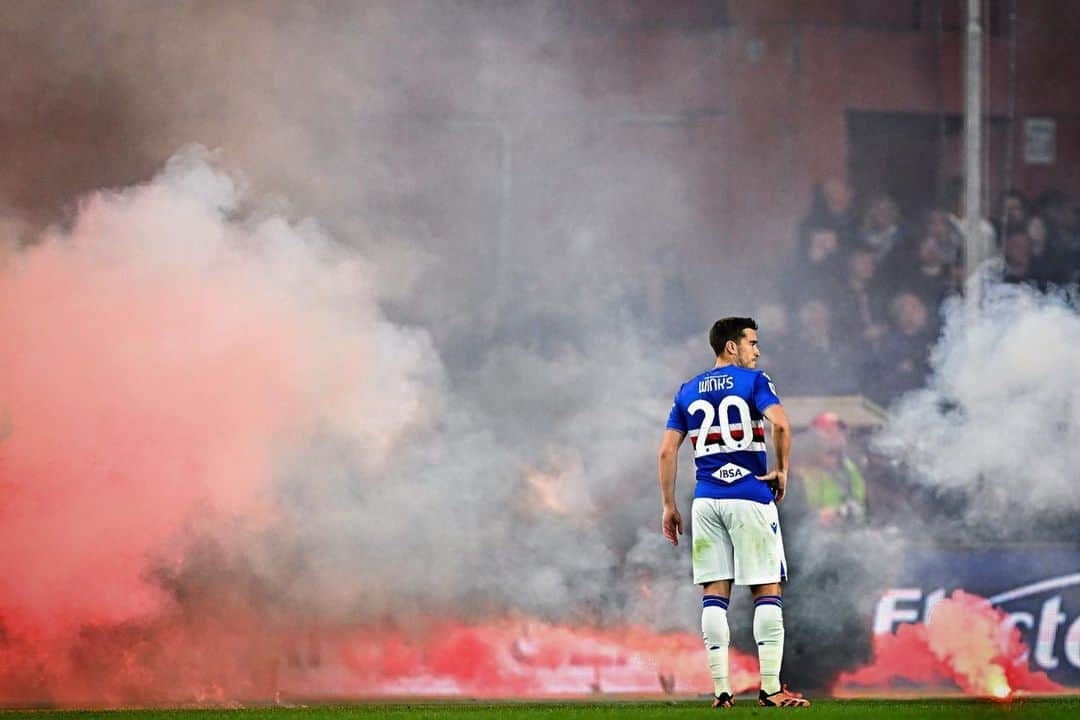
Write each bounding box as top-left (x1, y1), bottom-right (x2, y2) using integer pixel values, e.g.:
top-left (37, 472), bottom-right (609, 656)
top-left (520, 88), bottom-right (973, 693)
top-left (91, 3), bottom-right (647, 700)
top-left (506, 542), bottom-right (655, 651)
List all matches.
top-left (709, 317), bottom-right (757, 356)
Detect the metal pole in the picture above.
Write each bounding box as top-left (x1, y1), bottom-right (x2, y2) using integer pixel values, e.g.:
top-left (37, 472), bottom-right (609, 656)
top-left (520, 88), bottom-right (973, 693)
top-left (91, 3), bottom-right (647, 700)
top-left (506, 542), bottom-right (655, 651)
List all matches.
top-left (964, 0), bottom-right (986, 304)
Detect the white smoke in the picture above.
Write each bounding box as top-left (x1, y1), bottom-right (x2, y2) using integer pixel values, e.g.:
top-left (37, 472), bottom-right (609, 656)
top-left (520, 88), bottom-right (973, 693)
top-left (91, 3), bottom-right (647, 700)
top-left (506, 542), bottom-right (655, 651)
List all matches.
top-left (876, 278), bottom-right (1080, 524)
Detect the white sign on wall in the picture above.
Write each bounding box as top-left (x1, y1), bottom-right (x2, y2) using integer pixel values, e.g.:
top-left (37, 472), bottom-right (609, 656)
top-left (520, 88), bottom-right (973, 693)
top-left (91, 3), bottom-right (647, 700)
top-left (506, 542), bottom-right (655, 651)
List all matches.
top-left (1024, 117), bottom-right (1056, 165)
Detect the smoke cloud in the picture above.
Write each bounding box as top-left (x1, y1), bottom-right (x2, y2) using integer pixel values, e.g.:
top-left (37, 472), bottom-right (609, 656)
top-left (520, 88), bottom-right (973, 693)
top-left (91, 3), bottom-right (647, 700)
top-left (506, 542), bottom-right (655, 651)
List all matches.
top-left (0, 144), bottom-right (428, 635)
top-left (7, 0), bottom-right (1061, 706)
top-left (876, 277), bottom-right (1080, 535)
top-left (0, 143), bottom-right (698, 703)
top-left (0, 1), bottom-right (729, 702)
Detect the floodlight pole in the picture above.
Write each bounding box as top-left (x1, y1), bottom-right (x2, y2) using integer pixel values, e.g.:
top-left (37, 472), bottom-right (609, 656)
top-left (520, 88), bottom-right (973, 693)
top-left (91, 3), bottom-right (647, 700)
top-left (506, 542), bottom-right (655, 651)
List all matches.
top-left (963, 0), bottom-right (987, 306)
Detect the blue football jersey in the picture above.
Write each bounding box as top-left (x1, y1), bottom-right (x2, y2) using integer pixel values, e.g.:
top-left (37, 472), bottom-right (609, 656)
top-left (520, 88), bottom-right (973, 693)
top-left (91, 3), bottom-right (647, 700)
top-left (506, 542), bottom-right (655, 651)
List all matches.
top-left (666, 366), bottom-right (781, 504)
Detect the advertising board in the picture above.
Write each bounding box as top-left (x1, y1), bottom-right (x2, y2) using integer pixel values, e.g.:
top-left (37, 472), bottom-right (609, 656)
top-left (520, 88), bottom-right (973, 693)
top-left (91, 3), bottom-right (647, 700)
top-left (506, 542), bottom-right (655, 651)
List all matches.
top-left (872, 546), bottom-right (1080, 686)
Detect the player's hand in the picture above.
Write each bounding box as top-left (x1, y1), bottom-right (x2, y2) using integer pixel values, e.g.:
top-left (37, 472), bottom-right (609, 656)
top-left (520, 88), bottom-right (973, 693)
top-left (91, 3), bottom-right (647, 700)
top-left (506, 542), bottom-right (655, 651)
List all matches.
top-left (662, 505), bottom-right (683, 546)
top-left (756, 469), bottom-right (788, 503)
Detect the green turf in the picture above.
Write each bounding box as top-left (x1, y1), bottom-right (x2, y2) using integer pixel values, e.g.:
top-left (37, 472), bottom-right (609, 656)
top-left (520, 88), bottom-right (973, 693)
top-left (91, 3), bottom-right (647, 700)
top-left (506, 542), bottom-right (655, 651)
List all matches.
top-left (2, 698), bottom-right (1079, 720)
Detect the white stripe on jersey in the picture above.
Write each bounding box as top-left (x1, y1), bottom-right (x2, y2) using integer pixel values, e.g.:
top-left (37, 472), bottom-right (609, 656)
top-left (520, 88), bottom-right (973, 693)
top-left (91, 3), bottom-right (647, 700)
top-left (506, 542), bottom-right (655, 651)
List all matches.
top-left (686, 432), bottom-right (767, 453)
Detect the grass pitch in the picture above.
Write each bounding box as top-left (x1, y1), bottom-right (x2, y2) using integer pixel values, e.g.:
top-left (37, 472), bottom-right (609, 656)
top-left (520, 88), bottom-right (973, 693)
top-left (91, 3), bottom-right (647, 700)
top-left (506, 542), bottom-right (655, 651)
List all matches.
top-left (3, 697), bottom-right (1080, 720)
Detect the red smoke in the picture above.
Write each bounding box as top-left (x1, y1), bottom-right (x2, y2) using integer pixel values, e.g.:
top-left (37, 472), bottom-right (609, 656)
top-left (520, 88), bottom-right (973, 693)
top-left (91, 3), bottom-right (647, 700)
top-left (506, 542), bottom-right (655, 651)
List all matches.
top-left (0, 157), bottom-right (385, 706)
top-left (835, 590), bottom-right (1061, 699)
top-left (0, 189), bottom-right (305, 639)
top-left (335, 621), bottom-right (760, 699)
top-left (0, 608), bottom-right (759, 705)
top-left (0, 156), bottom-right (758, 707)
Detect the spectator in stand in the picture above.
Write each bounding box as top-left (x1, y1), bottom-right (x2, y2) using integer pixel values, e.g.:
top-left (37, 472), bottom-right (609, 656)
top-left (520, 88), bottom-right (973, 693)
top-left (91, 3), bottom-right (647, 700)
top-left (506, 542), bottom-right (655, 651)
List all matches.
top-left (785, 299), bottom-right (860, 396)
top-left (787, 225), bottom-right (845, 307)
top-left (828, 247), bottom-right (889, 348)
top-left (925, 208), bottom-right (963, 267)
top-left (995, 188), bottom-right (1029, 235)
top-left (1034, 189), bottom-right (1070, 238)
top-left (1002, 227), bottom-right (1032, 284)
top-left (1026, 215), bottom-right (1048, 253)
top-left (790, 412), bottom-right (867, 526)
top-left (899, 229), bottom-right (958, 313)
top-left (869, 292), bottom-right (934, 402)
top-left (800, 178), bottom-right (858, 245)
top-left (859, 193), bottom-right (905, 266)
top-left (1025, 216), bottom-right (1058, 287)
top-left (1025, 194), bottom-right (1078, 286)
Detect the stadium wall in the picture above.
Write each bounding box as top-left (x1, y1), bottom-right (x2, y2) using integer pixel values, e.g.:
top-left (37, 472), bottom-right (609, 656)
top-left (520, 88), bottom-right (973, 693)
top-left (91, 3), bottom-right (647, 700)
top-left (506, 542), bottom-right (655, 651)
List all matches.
top-left (527, 0), bottom-right (1080, 262)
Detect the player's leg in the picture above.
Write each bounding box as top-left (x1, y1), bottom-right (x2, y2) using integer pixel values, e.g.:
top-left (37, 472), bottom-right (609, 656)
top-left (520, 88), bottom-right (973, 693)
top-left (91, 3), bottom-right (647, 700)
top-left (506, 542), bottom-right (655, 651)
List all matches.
top-left (726, 500), bottom-right (809, 707)
top-left (691, 498), bottom-right (736, 708)
top-left (749, 583), bottom-right (788, 701)
top-left (702, 579), bottom-right (733, 707)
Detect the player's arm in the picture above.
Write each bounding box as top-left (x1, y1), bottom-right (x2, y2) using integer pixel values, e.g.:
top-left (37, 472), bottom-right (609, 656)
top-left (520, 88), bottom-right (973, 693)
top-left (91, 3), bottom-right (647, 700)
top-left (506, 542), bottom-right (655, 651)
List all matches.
top-left (758, 403), bottom-right (792, 502)
top-left (658, 429), bottom-right (686, 546)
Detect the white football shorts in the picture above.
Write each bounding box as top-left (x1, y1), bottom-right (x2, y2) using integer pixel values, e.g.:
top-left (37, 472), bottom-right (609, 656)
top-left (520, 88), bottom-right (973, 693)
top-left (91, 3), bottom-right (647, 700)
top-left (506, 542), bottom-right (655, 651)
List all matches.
top-left (691, 497), bottom-right (788, 586)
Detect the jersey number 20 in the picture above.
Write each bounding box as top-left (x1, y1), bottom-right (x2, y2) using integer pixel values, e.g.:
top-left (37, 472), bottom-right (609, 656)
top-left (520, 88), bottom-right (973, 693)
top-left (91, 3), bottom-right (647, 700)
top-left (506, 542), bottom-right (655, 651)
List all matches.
top-left (687, 396), bottom-right (753, 457)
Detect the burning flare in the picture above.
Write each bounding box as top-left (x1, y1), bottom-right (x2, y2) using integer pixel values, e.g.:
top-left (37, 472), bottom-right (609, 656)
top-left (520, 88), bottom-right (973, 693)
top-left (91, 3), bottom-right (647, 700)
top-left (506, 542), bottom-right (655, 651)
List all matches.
top-left (525, 450), bottom-right (594, 518)
top-left (836, 590), bottom-right (1061, 699)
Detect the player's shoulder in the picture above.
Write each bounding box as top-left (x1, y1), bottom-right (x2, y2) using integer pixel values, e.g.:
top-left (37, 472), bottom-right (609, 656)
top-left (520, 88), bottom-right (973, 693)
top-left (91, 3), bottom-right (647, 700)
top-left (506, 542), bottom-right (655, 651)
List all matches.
top-left (731, 367), bottom-right (780, 399)
top-left (742, 366), bottom-right (779, 383)
top-left (753, 368), bottom-right (782, 399)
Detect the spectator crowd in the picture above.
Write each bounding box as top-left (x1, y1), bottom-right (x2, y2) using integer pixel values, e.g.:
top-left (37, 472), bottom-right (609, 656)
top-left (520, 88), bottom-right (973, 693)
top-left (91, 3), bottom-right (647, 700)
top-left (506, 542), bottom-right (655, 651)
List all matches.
top-left (760, 178), bottom-right (1080, 407)
top-left (769, 178), bottom-right (1080, 538)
